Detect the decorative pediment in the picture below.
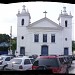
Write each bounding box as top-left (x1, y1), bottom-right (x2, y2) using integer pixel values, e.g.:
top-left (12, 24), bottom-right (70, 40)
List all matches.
top-left (27, 17), bottom-right (63, 30)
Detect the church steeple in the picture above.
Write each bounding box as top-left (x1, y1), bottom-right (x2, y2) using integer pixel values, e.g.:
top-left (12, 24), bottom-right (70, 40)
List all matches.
top-left (58, 6), bottom-right (73, 21)
top-left (21, 5), bottom-right (26, 13)
top-left (63, 7), bottom-right (68, 15)
top-left (23, 5), bottom-right (25, 10)
top-left (17, 5), bottom-right (31, 19)
top-left (17, 5), bottom-right (31, 27)
top-left (58, 6), bottom-right (73, 28)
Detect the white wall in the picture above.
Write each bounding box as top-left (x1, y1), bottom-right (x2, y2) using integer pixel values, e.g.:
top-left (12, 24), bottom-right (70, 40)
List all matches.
top-left (23, 29), bottom-right (63, 56)
top-left (17, 13), bottom-right (72, 56)
top-left (59, 16), bottom-right (72, 55)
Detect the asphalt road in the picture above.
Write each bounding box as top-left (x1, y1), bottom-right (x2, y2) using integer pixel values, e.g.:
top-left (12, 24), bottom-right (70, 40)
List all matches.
top-left (69, 60), bottom-right (75, 74)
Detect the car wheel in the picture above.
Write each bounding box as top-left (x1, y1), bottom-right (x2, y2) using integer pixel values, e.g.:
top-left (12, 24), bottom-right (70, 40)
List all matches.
top-left (66, 68), bottom-right (69, 73)
top-left (35, 65), bottom-right (53, 73)
top-left (2, 65), bottom-right (7, 71)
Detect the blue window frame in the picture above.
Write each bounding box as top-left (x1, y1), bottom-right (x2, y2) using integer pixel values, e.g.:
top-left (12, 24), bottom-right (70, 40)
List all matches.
top-left (64, 47), bottom-right (68, 55)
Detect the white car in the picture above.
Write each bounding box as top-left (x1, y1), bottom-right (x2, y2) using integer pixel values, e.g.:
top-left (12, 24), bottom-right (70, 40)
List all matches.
top-left (0, 55), bottom-right (14, 70)
top-left (29, 57), bottom-right (35, 64)
top-left (5, 56), bottom-right (32, 71)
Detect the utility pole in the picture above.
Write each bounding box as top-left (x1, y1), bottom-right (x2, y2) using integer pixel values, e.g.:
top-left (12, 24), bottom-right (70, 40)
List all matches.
top-left (9, 26), bottom-right (12, 55)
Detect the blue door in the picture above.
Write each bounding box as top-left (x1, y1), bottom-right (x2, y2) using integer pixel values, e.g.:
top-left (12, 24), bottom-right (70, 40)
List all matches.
top-left (20, 47), bottom-right (25, 55)
top-left (64, 48), bottom-right (68, 55)
top-left (41, 45), bottom-right (48, 56)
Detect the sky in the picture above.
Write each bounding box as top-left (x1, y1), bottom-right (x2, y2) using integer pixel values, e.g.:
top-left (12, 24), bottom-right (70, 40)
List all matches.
top-left (0, 1), bottom-right (75, 40)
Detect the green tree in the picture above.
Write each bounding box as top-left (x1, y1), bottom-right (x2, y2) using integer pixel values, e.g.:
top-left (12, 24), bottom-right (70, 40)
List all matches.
top-left (0, 34), bottom-right (10, 51)
top-left (0, 34), bottom-right (10, 43)
top-left (11, 37), bottom-right (17, 50)
top-left (11, 37), bottom-right (17, 55)
top-left (0, 34), bottom-right (17, 54)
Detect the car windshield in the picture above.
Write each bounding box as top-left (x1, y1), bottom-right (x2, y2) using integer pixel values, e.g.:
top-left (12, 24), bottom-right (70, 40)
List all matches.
top-left (33, 58), bottom-right (59, 67)
top-left (10, 59), bottom-right (22, 64)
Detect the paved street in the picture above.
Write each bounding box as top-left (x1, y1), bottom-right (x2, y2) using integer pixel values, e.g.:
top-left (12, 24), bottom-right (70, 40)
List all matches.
top-left (69, 60), bottom-right (75, 74)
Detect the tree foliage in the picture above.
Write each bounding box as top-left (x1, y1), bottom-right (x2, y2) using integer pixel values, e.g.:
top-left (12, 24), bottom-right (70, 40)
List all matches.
top-left (0, 34), bottom-right (10, 51)
top-left (0, 34), bottom-right (17, 51)
top-left (0, 34), bottom-right (10, 43)
top-left (11, 37), bottom-right (17, 50)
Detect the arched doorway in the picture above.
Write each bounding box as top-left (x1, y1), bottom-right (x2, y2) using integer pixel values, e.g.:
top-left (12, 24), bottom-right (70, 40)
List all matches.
top-left (41, 45), bottom-right (48, 56)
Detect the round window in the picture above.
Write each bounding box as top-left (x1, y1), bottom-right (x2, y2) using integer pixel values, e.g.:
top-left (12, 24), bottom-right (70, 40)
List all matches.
top-left (21, 36), bottom-right (24, 40)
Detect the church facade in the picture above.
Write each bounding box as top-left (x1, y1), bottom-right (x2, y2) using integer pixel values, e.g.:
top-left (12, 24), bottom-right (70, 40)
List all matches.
top-left (16, 5), bottom-right (73, 56)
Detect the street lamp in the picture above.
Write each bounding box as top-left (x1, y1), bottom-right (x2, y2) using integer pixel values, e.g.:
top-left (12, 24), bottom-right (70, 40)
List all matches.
top-left (9, 26), bottom-right (12, 55)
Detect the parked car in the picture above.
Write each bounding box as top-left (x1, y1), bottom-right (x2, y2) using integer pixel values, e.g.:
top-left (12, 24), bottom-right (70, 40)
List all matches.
top-left (0, 55), bottom-right (14, 70)
top-left (5, 56), bottom-right (32, 71)
top-left (7, 54), bottom-right (16, 57)
top-left (18, 54), bottom-right (24, 57)
top-left (63, 55), bottom-right (72, 68)
top-left (68, 55), bottom-right (73, 63)
top-left (29, 57), bottom-right (35, 64)
top-left (72, 55), bottom-right (75, 60)
top-left (31, 54), bottom-right (38, 59)
top-left (32, 55), bottom-right (68, 73)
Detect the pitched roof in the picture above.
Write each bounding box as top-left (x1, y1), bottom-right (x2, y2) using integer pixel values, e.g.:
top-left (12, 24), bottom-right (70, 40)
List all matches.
top-left (27, 17), bottom-right (63, 30)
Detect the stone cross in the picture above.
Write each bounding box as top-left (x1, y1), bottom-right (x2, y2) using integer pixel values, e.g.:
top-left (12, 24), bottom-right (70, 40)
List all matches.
top-left (23, 5), bottom-right (26, 10)
top-left (43, 11), bottom-right (47, 17)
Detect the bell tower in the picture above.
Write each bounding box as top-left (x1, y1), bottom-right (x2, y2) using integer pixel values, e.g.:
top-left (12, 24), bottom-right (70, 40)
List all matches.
top-left (16, 5), bottom-right (31, 55)
top-left (58, 7), bottom-right (73, 55)
top-left (58, 7), bottom-right (73, 27)
top-left (17, 5), bottom-right (31, 27)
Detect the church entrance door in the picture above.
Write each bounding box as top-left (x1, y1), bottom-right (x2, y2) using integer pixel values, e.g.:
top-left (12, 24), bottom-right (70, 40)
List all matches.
top-left (64, 47), bottom-right (68, 55)
top-left (41, 45), bottom-right (48, 56)
top-left (20, 47), bottom-right (25, 55)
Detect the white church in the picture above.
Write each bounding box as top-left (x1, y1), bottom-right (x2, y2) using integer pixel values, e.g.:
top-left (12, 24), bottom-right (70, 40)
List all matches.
top-left (16, 5), bottom-right (73, 56)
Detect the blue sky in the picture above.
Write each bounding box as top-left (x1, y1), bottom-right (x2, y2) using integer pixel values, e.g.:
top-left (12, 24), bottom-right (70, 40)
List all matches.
top-left (0, 2), bottom-right (74, 40)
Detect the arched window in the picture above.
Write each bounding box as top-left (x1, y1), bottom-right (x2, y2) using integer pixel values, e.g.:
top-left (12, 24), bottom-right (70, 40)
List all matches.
top-left (65, 20), bottom-right (67, 27)
top-left (21, 19), bottom-right (24, 25)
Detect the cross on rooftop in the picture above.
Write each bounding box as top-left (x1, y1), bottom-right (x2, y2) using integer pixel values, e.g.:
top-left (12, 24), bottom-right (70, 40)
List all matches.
top-left (43, 11), bottom-right (47, 18)
top-left (22, 5), bottom-right (26, 10)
